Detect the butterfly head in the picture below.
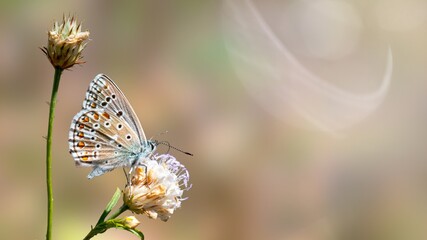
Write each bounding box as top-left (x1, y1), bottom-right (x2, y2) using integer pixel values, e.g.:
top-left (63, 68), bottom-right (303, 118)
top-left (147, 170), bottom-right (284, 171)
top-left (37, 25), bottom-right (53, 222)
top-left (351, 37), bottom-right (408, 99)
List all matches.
top-left (145, 140), bottom-right (157, 153)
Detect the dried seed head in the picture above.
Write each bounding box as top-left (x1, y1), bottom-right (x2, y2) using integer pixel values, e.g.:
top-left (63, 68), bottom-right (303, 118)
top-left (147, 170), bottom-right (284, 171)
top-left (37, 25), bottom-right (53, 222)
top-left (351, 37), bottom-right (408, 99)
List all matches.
top-left (41, 15), bottom-right (90, 70)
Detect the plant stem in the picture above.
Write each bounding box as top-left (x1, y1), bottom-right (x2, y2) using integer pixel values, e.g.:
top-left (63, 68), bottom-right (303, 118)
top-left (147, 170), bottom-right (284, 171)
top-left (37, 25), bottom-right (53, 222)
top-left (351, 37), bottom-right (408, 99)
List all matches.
top-left (95, 188), bottom-right (123, 226)
top-left (83, 223), bottom-right (106, 240)
top-left (108, 204), bottom-right (129, 220)
top-left (46, 67), bottom-right (63, 240)
top-left (84, 204), bottom-right (129, 240)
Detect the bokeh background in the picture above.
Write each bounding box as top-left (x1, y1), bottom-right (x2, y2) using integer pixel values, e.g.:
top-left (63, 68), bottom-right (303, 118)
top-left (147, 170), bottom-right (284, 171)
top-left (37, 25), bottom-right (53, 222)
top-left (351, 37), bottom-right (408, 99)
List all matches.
top-left (1, 0), bottom-right (427, 239)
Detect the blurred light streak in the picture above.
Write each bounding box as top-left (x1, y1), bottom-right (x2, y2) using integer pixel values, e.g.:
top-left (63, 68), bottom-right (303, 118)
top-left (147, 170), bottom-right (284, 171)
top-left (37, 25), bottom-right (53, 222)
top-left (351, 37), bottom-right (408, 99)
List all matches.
top-left (223, 0), bottom-right (393, 132)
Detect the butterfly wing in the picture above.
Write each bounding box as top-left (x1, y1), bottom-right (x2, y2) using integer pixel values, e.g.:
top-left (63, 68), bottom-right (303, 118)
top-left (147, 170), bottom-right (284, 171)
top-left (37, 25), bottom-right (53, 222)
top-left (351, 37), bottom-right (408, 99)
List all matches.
top-left (83, 74), bottom-right (147, 142)
top-left (69, 74), bottom-right (151, 178)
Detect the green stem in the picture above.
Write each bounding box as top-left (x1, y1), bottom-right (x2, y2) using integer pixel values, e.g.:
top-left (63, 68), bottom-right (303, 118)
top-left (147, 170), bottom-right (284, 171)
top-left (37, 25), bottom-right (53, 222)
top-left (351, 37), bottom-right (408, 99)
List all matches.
top-left (46, 67), bottom-right (63, 240)
top-left (108, 204), bottom-right (129, 221)
top-left (84, 204), bottom-right (129, 240)
top-left (83, 223), bottom-right (107, 240)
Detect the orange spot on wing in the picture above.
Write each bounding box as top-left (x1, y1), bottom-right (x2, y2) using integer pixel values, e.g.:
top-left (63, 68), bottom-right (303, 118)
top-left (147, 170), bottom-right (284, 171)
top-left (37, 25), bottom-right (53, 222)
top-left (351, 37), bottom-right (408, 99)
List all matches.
top-left (83, 116), bottom-right (89, 122)
top-left (78, 124), bottom-right (84, 129)
top-left (78, 132), bottom-right (84, 138)
top-left (77, 141), bottom-right (85, 148)
top-left (93, 113), bottom-right (99, 120)
top-left (91, 102), bottom-right (97, 108)
top-left (81, 156), bottom-right (89, 161)
top-left (102, 112), bottom-right (110, 119)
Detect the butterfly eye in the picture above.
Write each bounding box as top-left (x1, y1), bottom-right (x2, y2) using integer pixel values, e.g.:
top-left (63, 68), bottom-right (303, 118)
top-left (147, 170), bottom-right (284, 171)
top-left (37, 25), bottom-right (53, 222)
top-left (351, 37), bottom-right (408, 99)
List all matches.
top-left (149, 142), bottom-right (156, 150)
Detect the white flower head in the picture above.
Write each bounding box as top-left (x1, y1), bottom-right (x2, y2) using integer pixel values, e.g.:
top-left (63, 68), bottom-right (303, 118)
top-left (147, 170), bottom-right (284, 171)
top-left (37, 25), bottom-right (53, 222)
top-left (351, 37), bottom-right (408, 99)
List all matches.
top-left (123, 154), bottom-right (191, 222)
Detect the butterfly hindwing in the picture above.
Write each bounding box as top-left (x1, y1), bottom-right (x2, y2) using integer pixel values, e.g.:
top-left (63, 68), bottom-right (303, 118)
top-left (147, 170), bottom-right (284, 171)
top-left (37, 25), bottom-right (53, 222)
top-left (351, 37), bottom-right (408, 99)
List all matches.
top-left (69, 108), bottom-right (141, 164)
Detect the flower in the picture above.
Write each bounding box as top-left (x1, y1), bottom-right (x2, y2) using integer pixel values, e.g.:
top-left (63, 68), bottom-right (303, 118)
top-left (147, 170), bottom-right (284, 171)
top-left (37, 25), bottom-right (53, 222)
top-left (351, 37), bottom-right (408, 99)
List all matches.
top-left (123, 154), bottom-right (191, 222)
top-left (41, 14), bottom-right (89, 69)
top-left (120, 216), bottom-right (140, 229)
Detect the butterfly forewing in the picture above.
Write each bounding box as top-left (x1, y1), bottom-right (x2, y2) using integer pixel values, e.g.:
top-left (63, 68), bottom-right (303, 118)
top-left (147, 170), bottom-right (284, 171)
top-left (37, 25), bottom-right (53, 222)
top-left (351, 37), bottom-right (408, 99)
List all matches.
top-left (83, 74), bottom-right (147, 143)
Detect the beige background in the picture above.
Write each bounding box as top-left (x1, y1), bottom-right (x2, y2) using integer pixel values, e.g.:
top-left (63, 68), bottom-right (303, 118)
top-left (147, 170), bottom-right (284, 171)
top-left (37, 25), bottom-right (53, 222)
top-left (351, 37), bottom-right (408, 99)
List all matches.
top-left (0, 0), bottom-right (427, 239)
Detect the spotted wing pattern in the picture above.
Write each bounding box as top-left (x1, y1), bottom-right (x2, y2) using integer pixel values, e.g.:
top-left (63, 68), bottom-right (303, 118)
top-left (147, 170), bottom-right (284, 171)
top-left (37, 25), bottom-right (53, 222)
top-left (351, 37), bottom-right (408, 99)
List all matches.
top-left (82, 74), bottom-right (146, 141)
top-left (69, 74), bottom-right (152, 179)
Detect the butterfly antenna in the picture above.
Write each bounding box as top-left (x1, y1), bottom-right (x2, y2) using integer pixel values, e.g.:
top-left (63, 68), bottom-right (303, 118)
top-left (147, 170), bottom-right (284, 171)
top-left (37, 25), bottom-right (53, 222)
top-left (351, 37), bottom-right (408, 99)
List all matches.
top-left (123, 168), bottom-right (130, 187)
top-left (160, 140), bottom-right (172, 154)
top-left (156, 141), bottom-right (193, 156)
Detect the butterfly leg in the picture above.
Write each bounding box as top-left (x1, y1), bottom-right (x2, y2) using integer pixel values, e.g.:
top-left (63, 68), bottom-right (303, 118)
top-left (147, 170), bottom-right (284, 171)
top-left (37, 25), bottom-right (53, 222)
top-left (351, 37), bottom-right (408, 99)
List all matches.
top-left (123, 167), bottom-right (131, 187)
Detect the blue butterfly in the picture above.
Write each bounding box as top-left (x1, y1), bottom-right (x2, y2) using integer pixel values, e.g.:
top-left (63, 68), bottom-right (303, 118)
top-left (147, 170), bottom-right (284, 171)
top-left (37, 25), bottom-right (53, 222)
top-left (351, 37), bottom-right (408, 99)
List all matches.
top-left (68, 74), bottom-right (156, 179)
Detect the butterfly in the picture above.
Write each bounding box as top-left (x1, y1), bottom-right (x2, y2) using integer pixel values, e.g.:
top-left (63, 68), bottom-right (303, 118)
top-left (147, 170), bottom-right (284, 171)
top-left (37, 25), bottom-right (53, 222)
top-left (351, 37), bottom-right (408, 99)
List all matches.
top-left (68, 74), bottom-right (157, 179)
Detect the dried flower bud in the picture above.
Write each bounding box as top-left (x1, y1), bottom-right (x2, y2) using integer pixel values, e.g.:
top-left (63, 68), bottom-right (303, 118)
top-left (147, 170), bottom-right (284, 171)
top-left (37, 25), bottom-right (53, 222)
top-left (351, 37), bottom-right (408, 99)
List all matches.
top-left (123, 154), bottom-right (191, 222)
top-left (41, 15), bottom-right (89, 69)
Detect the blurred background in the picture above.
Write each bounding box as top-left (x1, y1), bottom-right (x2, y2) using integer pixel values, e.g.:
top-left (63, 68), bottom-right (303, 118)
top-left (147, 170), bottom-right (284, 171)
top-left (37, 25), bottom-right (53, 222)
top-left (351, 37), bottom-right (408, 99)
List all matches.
top-left (1, 0), bottom-right (427, 239)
